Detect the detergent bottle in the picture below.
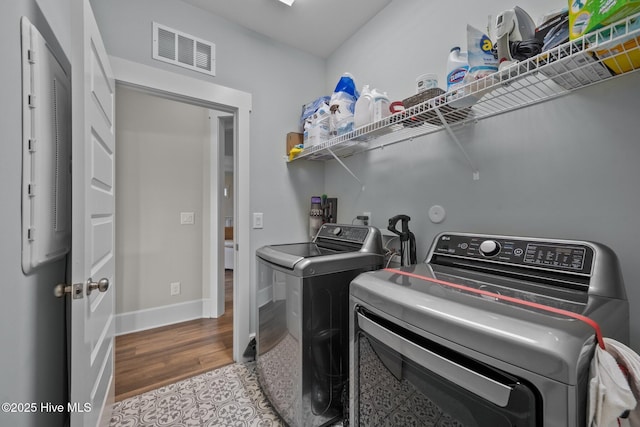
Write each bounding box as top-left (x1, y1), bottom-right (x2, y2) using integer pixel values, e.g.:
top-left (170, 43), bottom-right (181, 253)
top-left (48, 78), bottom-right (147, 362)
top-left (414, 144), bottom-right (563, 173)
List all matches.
top-left (329, 72), bottom-right (359, 136)
top-left (353, 85), bottom-right (373, 128)
top-left (371, 88), bottom-right (391, 122)
top-left (446, 47), bottom-right (469, 93)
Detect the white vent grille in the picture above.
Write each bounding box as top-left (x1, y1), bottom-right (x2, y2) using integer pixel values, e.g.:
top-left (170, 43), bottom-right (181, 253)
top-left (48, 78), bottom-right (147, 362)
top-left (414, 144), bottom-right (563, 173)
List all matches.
top-left (153, 22), bottom-right (216, 76)
top-left (157, 27), bottom-right (176, 60)
top-left (196, 42), bottom-right (212, 72)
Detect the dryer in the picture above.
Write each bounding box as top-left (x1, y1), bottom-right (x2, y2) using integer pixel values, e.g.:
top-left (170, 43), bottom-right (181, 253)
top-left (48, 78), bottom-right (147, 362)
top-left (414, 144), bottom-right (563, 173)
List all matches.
top-left (350, 232), bottom-right (629, 426)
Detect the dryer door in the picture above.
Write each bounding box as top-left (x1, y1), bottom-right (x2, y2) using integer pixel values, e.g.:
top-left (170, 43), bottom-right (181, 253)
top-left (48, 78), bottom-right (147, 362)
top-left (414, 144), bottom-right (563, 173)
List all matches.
top-left (352, 307), bottom-right (541, 427)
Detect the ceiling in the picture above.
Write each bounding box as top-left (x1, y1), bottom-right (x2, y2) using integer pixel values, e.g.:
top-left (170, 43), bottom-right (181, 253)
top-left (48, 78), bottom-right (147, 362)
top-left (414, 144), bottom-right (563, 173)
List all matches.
top-left (181, 0), bottom-right (392, 58)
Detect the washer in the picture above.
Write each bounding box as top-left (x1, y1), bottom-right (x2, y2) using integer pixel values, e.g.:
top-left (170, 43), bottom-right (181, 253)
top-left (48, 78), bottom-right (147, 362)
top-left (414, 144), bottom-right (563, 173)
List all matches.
top-left (256, 223), bottom-right (384, 427)
top-left (350, 232), bottom-right (629, 427)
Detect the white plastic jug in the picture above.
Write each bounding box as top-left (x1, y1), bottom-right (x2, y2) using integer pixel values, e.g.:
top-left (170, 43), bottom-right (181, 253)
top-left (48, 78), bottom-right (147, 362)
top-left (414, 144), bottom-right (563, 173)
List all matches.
top-left (446, 47), bottom-right (469, 93)
top-left (416, 73), bottom-right (438, 93)
top-left (371, 88), bottom-right (390, 122)
top-left (329, 72), bottom-right (358, 136)
top-left (354, 85), bottom-right (373, 128)
top-left (304, 103), bottom-right (330, 147)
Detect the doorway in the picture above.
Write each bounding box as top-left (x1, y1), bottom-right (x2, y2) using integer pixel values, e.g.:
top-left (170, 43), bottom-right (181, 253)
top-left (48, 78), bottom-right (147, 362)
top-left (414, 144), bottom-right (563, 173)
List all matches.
top-left (110, 56), bottom-right (252, 364)
top-left (113, 85), bottom-right (236, 399)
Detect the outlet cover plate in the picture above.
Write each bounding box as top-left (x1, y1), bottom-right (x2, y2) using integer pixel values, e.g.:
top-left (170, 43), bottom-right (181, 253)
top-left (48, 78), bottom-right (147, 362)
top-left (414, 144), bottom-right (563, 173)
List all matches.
top-left (170, 281), bottom-right (181, 296)
top-left (363, 212), bottom-right (372, 225)
top-left (253, 212), bottom-right (264, 229)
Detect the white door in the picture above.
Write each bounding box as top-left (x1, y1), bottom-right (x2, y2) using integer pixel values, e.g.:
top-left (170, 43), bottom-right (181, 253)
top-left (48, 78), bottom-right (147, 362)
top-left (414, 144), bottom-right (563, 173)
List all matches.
top-left (70, 0), bottom-right (116, 425)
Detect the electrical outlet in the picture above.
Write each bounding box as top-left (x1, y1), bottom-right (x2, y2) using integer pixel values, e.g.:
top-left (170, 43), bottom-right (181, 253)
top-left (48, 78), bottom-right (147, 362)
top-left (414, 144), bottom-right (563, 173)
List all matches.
top-left (170, 282), bottom-right (181, 296)
top-left (363, 212), bottom-right (372, 225)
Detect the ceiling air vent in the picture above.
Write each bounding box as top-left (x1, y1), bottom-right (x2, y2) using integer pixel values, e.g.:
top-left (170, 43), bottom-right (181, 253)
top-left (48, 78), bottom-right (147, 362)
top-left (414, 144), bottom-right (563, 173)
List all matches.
top-left (153, 22), bottom-right (216, 76)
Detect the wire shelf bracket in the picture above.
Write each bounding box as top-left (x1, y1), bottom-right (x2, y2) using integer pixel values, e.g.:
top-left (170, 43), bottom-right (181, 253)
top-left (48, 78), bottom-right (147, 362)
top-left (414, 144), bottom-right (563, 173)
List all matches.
top-left (327, 147), bottom-right (365, 191)
top-left (433, 106), bottom-right (479, 180)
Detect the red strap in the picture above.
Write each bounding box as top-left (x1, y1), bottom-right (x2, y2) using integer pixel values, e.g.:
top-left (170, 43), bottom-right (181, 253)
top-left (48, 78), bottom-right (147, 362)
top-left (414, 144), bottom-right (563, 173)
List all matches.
top-left (383, 268), bottom-right (606, 349)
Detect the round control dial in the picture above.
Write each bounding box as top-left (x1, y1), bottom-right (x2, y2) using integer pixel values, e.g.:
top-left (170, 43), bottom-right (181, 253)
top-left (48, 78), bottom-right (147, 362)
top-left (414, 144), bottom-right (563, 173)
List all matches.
top-left (479, 240), bottom-right (501, 257)
top-left (332, 227), bottom-right (342, 236)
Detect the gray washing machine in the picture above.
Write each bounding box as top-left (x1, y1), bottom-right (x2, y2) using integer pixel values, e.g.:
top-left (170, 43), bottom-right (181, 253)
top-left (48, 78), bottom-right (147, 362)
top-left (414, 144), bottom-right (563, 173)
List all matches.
top-left (350, 232), bottom-right (629, 427)
top-left (256, 224), bottom-right (384, 427)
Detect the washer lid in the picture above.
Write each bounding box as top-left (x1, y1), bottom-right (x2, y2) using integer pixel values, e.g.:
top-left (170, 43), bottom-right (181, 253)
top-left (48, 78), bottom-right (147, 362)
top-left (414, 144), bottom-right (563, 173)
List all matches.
top-left (351, 264), bottom-right (627, 384)
top-left (257, 243), bottom-right (383, 276)
top-left (256, 242), bottom-right (345, 269)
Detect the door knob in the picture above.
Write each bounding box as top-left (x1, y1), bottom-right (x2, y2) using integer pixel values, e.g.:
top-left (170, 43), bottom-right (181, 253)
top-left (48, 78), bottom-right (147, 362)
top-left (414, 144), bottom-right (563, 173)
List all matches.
top-left (54, 278), bottom-right (110, 298)
top-left (87, 278), bottom-right (110, 296)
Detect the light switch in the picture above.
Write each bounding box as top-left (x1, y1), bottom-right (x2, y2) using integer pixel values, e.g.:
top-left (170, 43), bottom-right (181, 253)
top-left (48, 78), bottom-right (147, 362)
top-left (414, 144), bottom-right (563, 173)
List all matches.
top-left (180, 212), bottom-right (195, 225)
top-left (253, 212), bottom-right (263, 229)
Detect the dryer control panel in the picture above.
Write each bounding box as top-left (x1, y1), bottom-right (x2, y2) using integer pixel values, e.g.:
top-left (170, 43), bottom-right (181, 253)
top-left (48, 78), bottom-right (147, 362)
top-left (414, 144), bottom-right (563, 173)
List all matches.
top-left (430, 233), bottom-right (594, 275)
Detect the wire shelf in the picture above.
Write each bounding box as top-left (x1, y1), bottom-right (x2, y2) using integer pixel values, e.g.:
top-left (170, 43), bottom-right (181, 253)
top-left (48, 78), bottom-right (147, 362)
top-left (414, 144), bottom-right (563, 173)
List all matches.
top-left (290, 12), bottom-right (640, 162)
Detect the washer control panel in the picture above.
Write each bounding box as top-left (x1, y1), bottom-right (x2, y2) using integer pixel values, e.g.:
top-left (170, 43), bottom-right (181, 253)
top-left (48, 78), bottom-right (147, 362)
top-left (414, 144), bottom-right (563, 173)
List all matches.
top-left (316, 224), bottom-right (369, 243)
top-left (431, 233), bottom-right (594, 275)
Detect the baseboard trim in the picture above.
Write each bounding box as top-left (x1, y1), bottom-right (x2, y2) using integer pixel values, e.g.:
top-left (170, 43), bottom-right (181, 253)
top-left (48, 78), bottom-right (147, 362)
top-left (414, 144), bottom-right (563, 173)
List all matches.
top-left (115, 299), bottom-right (205, 336)
top-left (202, 298), bottom-right (212, 318)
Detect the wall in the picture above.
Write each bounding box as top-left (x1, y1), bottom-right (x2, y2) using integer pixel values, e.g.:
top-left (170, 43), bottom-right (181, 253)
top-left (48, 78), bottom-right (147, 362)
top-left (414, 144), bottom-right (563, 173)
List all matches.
top-left (0, 1), bottom-right (69, 426)
top-left (325, 0), bottom-right (640, 350)
top-left (91, 0), bottom-right (327, 335)
top-left (115, 86), bottom-right (210, 315)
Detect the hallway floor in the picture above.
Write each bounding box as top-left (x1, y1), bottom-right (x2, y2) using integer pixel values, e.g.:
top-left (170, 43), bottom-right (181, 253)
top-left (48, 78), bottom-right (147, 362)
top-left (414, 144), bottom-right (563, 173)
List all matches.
top-left (115, 271), bottom-right (234, 401)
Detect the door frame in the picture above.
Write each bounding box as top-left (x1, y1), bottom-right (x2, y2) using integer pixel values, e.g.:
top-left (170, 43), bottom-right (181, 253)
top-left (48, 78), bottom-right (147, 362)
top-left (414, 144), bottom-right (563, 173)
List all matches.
top-left (214, 114), bottom-right (235, 316)
top-left (110, 56), bottom-right (252, 362)
top-left (208, 111), bottom-right (233, 317)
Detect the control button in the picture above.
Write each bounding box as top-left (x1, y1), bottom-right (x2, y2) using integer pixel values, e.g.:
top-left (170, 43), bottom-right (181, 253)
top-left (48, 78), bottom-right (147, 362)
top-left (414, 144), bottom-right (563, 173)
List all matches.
top-left (332, 227), bottom-right (342, 236)
top-left (460, 243), bottom-right (469, 250)
top-left (514, 248), bottom-right (524, 256)
top-left (479, 240), bottom-right (501, 257)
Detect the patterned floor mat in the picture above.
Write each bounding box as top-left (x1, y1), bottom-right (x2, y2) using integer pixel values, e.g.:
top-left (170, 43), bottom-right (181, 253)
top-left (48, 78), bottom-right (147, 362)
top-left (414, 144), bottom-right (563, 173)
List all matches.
top-left (110, 362), bottom-right (284, 427)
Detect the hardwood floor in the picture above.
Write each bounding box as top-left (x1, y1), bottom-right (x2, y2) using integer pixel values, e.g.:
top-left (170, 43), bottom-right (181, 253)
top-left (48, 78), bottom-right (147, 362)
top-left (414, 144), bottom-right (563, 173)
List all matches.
top-left (114, 271), bottom-right (234, 401)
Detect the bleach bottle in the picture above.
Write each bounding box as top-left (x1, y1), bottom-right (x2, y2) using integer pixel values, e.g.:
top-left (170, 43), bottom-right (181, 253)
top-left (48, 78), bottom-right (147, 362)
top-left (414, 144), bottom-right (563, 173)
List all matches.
top-left (446, 47), bottom-right (469, 93)
top-left (371, 88), bottom-right (390, 122)
top-left (354, 85), bottom-right (373, 128)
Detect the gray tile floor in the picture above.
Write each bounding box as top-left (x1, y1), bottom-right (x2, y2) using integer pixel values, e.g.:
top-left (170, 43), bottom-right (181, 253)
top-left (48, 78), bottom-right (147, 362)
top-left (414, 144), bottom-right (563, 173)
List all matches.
top-left (110, 362), bottom-right (285, 426)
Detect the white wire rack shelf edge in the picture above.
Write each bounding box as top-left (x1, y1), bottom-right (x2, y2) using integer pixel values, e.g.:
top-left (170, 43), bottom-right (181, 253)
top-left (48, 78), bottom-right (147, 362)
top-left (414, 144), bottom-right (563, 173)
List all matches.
top-left (289, 11), bottom-right (640, 162)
